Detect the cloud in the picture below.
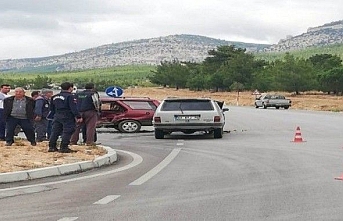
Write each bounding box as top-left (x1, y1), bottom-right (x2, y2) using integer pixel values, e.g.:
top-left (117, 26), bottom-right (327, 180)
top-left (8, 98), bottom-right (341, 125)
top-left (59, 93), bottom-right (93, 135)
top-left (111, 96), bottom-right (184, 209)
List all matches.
top-left (0, 0), bottom-right (342, 59)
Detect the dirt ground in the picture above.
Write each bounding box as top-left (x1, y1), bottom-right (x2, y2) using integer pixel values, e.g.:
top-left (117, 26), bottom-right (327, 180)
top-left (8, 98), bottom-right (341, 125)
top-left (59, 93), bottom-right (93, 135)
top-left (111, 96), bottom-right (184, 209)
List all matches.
top-left (0, 140), bottom-right (106, 173)
top-left (126, 87), bottom-right (343, 112)
top-left (1, 87), bottom-right (343, 174)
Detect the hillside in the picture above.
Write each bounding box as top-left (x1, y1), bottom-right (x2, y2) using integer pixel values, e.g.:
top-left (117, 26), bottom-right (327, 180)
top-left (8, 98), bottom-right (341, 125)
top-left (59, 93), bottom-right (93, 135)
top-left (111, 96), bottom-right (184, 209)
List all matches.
top-left (0, 34), bottom-right (269, 72)
top-left (2, 19), bottom-right (343, 73)
top-left (264, 20), bottom-right (343, 52)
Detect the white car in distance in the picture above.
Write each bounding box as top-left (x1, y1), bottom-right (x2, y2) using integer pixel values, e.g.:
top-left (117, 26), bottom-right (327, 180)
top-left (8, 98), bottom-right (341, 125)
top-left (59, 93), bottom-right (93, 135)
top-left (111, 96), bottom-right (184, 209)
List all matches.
top-left (153, 98), bottom-right (229, 139)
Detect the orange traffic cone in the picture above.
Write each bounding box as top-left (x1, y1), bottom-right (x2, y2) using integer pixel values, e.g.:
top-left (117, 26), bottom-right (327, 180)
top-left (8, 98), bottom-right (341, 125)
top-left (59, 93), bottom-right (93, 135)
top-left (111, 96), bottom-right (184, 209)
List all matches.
top-left (335, 173), bottom-right (343, 180)
top-left (292, 126), bottom-right (305, 142)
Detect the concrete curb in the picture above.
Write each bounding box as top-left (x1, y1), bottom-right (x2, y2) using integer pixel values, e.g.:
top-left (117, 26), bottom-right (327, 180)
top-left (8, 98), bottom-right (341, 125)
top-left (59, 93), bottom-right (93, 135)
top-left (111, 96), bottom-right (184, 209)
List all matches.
top-left (0, 145), bottom-right (117, 184)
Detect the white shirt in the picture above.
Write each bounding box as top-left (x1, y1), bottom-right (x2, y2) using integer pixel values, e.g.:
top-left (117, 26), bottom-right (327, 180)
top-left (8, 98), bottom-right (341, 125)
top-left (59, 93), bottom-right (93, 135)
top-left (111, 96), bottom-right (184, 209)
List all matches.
top-left (0, 92), bottom-right (11, 109)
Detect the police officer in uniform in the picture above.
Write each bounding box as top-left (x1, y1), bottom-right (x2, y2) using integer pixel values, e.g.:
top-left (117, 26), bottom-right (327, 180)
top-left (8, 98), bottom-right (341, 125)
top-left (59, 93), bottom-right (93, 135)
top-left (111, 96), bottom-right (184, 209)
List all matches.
top-left (48, 82), bottom-right (82, 153)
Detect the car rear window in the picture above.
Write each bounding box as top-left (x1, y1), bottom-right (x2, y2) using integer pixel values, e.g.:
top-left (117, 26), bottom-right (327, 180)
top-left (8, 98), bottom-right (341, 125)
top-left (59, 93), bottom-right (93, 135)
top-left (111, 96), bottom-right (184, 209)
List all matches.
top-left (161, 100), bottom-right (214, 111)
top-left (122, 101), bottom-right (157, 110)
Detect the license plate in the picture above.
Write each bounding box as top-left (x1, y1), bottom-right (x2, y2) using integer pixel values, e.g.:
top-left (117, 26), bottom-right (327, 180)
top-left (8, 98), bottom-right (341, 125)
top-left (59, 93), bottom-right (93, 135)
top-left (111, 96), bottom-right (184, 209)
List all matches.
top-left (175, 115), bottom-right (200, 120)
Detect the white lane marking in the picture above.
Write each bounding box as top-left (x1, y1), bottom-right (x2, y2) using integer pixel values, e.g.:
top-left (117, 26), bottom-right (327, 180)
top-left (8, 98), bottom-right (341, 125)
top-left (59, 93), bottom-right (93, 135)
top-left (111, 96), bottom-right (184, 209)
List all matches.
top-left (177, 139), bottom-right (184, 146)
top-left (0, 149), bottom-right (143, 193)
top-left (57, 217), bottom-right (78, 221)
top-left (93, 195), bottom-right (120, 205)
top-left (130, 148), bottom-right (181, 186)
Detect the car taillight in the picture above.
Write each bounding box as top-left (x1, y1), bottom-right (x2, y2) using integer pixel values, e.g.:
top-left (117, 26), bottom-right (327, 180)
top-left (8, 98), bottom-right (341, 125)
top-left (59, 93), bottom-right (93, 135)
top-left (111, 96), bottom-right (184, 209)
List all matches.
top-left (154, 116), bottom-right (161, 123)
top-left (214, 116), bottom-right (221, 122)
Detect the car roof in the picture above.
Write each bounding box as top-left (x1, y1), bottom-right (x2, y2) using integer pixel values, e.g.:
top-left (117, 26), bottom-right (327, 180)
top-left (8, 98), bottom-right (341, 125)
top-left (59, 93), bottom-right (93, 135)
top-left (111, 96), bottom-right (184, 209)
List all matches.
top-left (162, 97), bottom-right (213, 101)
top-left (100, 96), bottom-right (154, 101)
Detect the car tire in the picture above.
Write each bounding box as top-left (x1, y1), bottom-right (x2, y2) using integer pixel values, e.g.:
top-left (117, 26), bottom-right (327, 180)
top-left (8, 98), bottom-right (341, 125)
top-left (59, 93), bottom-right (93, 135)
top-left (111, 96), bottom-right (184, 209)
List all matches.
top-left (155, 129), bottom-right (164, 139)
top-left (213, 128), bottom-right (223, 139)
top-left (118, 120), bottom-right (141, 133)
top-left (276, 106), bottom-right (280, 109)
top-left (284, 106), bottom-right (289, 109)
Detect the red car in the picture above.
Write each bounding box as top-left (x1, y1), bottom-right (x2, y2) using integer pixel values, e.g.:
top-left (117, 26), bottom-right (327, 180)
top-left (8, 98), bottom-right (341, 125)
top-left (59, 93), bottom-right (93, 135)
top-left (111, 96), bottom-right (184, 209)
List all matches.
top-left (98, 97), bottom-right (160, 133)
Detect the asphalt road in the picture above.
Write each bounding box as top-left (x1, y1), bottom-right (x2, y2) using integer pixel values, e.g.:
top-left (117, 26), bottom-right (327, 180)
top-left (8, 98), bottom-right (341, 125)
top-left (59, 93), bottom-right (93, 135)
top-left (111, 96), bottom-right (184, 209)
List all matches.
top-left (1, 106), bottom-right (343, 220)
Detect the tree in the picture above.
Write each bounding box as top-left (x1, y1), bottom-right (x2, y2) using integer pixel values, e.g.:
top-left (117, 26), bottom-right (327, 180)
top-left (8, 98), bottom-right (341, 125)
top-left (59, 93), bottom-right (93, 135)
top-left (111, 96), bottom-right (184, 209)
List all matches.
top-left (205, 47), bottom-right (265, 91)
top-left (308, 54), bottom-right (342, 92)
top-left (320, 67), bottom-right (343, 95)
top-left (149, 59), bottom-right (190, 89)
top-left (202, 45), bottom-right (246, 76)
top-left (308, 54), bottom-right (342, 71)
top-left (32, 75), bottom-right (53, 89)
top-left (274, 53), bottom-right (316, 94)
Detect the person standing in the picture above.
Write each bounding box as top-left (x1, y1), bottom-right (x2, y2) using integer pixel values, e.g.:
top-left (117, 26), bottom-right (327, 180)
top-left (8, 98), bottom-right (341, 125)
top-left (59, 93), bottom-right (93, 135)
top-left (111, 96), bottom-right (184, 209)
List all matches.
top-left (48, 82), bottom-right (82, 153)
top-left (34, 89), bottom-right (53, 142)
top-left (30, 91), bottom-right (40, 100)
top-left (0, 84), bottom-right (11, 141)
top-left (3, 87), bottom-right (36, 146)
top-left (70, 83), bottom-right (100, 146)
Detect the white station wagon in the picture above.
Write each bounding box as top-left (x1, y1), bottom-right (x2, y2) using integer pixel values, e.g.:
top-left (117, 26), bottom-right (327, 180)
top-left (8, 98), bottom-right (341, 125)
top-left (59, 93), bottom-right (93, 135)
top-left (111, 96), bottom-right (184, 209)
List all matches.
top-left (153, 98), bottom-right (229, 139)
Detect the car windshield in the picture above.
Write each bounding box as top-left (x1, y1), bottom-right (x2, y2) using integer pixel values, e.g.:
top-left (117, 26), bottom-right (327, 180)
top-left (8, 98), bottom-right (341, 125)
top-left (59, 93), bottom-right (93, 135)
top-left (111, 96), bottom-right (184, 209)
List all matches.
top-left (161, 100), bottom-right (214, 111)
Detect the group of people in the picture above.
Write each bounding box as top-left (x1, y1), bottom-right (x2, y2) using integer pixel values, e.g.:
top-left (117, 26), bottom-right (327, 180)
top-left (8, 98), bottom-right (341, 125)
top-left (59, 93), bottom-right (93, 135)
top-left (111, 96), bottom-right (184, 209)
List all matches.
top-left (0, 82), bottom-right (101, 153)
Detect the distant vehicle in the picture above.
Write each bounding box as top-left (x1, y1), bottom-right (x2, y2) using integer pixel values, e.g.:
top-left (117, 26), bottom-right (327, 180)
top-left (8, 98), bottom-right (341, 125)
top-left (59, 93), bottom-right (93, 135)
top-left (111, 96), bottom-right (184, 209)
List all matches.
top-left (153, 98), bottom-right (229, 139)
top-left (255, 94), bottom-right (292, 109)
top-left (97, 97), bottom-right (160, 133)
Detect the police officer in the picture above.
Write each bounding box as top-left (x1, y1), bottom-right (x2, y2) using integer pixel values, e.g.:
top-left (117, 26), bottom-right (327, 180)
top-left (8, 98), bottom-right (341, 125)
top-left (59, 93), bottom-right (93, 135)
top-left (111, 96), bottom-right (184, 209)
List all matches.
top-left (48, 82), bottom-right (82, 153)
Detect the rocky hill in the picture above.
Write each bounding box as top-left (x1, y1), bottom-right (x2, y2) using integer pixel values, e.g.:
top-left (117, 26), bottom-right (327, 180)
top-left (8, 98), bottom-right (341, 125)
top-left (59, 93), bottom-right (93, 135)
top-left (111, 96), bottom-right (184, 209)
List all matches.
top-left (0, 34), bottom-right (269, 72)
top-left (264, 20), bottom-right (343, 52)
top-left (2, 20), bottom-right (343, 73)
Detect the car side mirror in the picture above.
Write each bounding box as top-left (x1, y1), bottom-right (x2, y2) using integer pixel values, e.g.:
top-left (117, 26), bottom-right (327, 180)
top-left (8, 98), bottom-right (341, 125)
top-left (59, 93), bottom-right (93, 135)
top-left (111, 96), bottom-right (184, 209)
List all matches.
top-left (222, 108), bottom-right (229, 112)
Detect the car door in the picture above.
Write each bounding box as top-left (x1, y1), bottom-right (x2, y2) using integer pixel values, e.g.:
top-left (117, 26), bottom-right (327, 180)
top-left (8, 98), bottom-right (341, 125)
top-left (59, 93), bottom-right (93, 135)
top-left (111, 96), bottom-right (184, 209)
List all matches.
top-left (98, 101), bottom-right (124, 125)
top-left (255, 95), bottom-right (263, 107)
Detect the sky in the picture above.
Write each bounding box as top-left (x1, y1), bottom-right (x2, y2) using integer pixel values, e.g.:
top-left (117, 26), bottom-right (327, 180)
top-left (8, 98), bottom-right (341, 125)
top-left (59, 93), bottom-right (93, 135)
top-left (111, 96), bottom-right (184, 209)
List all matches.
top-left (0, 0), bottom-right (342, 60)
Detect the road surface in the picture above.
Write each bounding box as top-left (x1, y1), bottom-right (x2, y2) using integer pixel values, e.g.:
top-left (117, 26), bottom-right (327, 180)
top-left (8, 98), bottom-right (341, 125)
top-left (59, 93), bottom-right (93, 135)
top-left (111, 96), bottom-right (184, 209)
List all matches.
top-left (1, 106), bottom-right (343, 220)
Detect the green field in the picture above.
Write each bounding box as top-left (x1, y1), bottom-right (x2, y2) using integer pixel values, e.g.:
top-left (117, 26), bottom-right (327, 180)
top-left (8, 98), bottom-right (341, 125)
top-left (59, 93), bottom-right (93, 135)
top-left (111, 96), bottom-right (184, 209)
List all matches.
top-left (0, 65), bottom-right (157, 90)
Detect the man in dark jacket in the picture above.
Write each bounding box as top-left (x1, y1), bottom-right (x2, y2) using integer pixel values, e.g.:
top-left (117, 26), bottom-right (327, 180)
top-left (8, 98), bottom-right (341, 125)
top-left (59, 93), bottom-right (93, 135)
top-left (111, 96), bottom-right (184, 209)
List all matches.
top-left (70, 83), bottom-right (100, 146)
top-left (3, 87), bottom-right (36, 146)
top-left (48, 82), bottom-right (82, 153)
top-left (34, 89), bottom-right (53, 142)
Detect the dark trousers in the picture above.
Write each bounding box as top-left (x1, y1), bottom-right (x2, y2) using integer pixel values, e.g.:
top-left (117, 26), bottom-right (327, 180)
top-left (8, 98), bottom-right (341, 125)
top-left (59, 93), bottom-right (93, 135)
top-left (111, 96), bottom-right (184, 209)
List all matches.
top-left (5, 116), bottom-right (35, 143)
top-left (47, 120), bottom-right (52, 139)
top-left (0, 109), bottom-right (5, 139)
top-left (35, 118), bottom-right (49, 140)
top-left (70, 110), bottom-right (98, 144)
top-left (49, 117), bottom-right (76, 149)
top-left (82, 124), bottom-right (97, 143)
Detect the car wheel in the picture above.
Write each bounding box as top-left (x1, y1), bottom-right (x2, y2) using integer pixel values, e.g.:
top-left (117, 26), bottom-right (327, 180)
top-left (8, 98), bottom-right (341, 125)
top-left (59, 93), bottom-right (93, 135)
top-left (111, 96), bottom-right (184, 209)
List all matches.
top-left (263, 103), bottom-right (267, 109)
top-left (213, 128), bottom-right (223, 139)
top-left (284, 106), bottom-right (289, 109)
top-left (276, 106), bottom-right (280, 109)
top-left (154, 129), bottom-right (164, 139)
top-left (118, 120), bottom-right (141, 133)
